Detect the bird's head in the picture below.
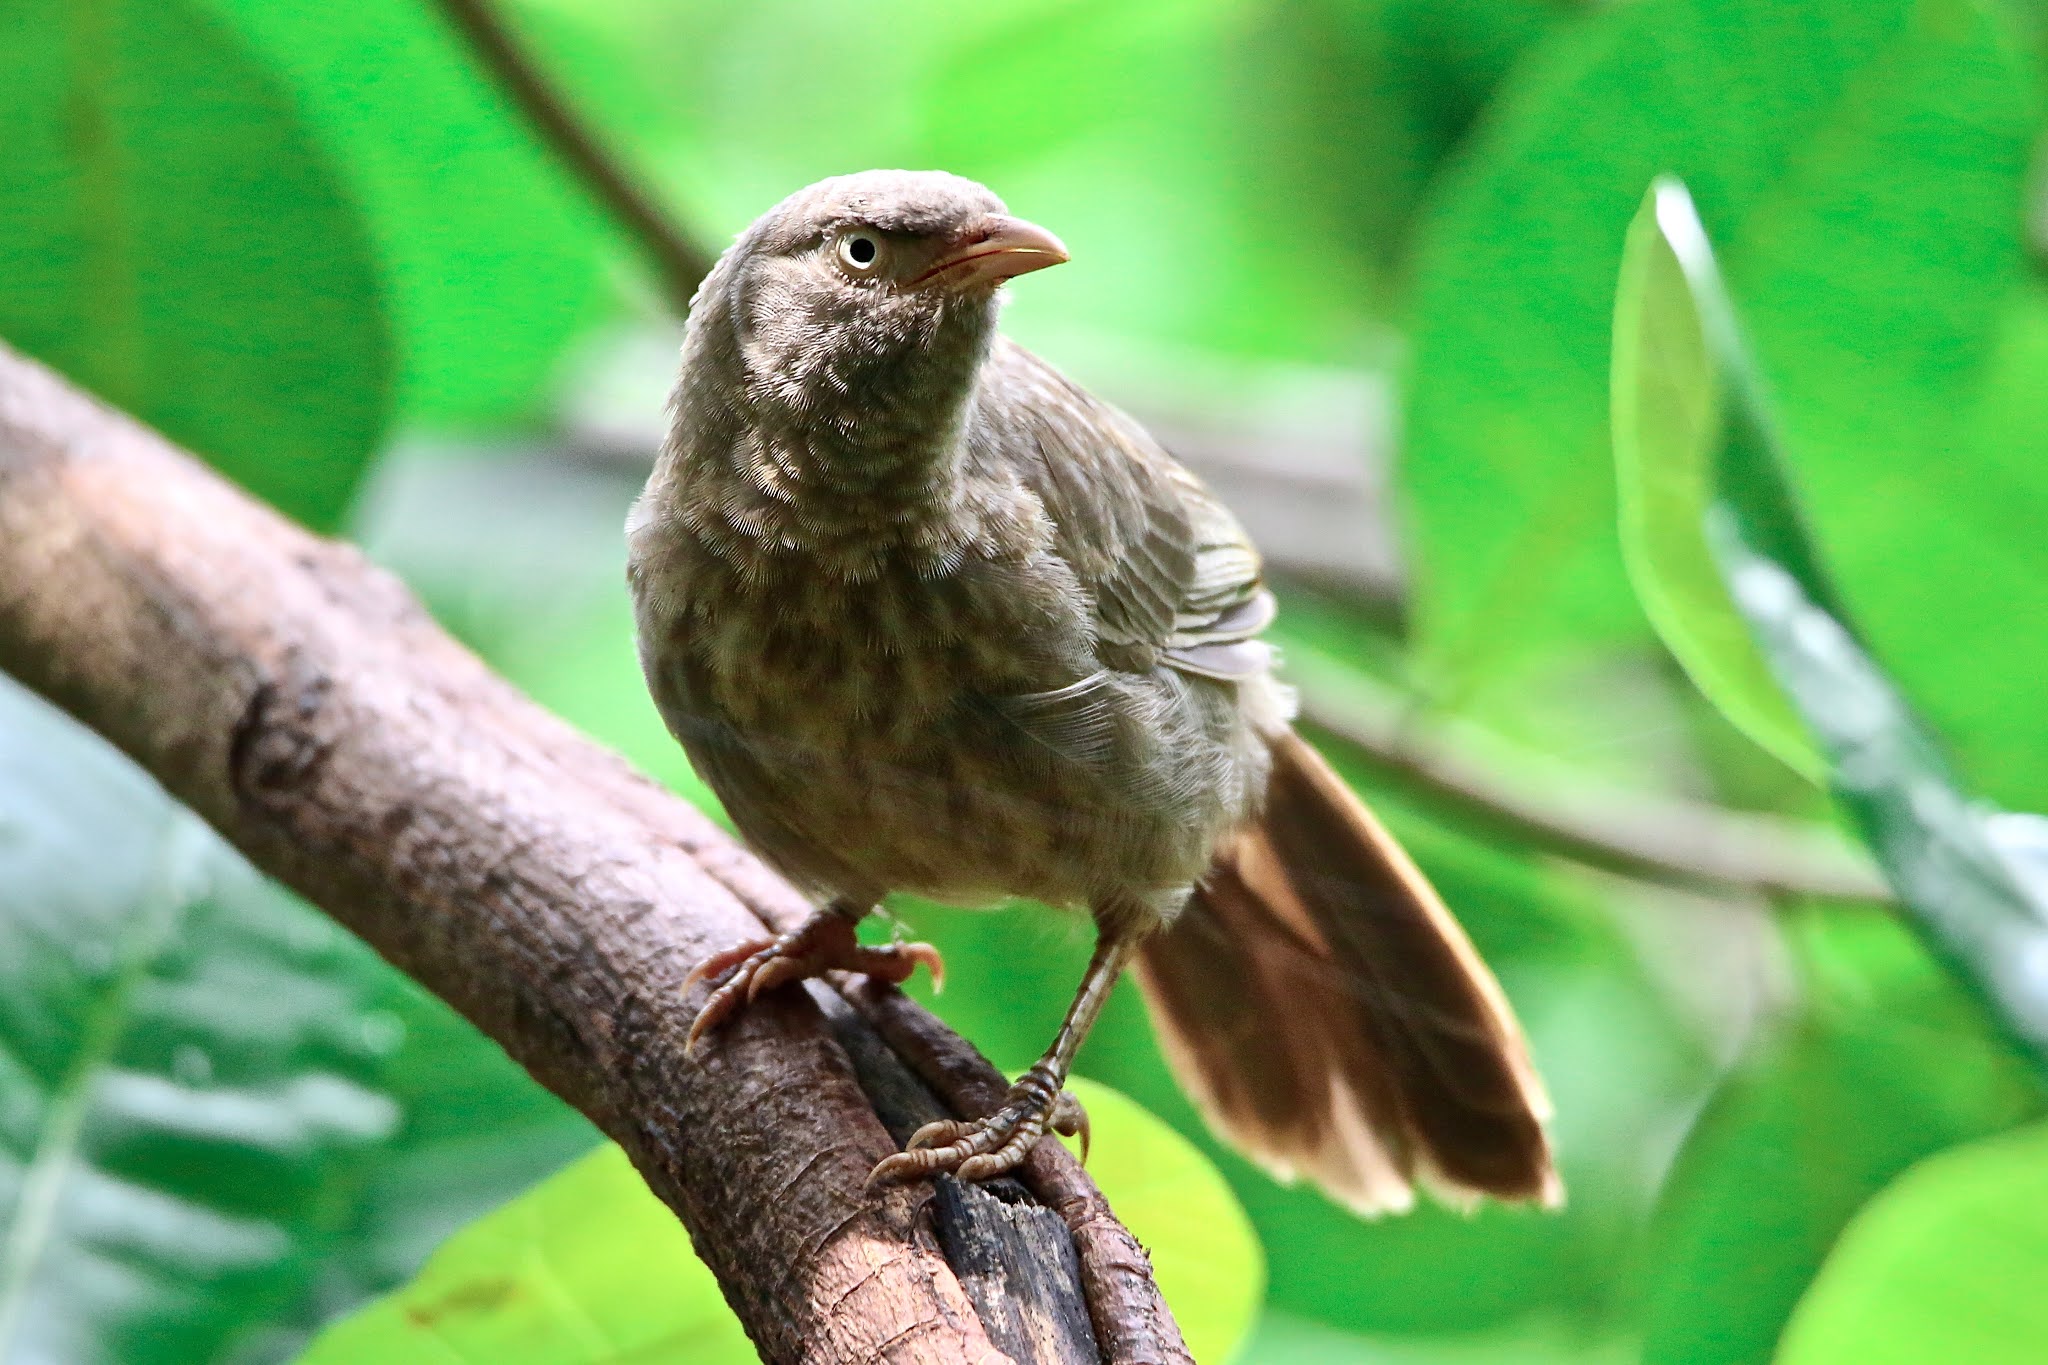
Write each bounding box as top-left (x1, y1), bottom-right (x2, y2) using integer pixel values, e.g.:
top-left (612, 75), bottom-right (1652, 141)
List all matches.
top-left (685, 171), bottom-right (1068, 435)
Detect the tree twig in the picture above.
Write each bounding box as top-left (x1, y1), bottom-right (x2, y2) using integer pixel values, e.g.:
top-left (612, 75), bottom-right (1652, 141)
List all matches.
top-left (1286, 652), bottom-right (1890, 903)
top-left (0, 341), bottom-right (1189, 1365)
top-left (428, 0), bottom-right (713, 311)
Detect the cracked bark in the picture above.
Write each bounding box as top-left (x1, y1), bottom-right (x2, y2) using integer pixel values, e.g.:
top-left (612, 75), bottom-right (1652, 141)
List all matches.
top-left (0, 340), bottom-right (1192, 1365)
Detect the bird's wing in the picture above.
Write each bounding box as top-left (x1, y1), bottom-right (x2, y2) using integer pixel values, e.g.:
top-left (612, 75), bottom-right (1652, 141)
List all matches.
top-left (972, 339), bottom-right (1273, 683)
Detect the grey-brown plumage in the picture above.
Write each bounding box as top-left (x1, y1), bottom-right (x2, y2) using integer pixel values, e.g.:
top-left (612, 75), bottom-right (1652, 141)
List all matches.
top-left (628, 170), bottom-right (1558, 1211)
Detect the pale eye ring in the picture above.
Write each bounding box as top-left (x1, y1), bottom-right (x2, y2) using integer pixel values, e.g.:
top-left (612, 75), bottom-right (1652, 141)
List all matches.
top-left (837, 229), bottom-right (883, 274)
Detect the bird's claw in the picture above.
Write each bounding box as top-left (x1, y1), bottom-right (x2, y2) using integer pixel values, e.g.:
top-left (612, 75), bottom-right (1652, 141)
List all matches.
top-left (868, 1064), bottom-right (1089, 1186)
top-left (684, 911), bottom-right (943, 1053)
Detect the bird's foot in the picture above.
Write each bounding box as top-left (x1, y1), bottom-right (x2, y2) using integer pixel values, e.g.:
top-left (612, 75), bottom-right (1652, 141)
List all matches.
top-left (868, 1063), bottom-right (1090, 1185)
top-left (684, 908), bottom-right (943, 1052)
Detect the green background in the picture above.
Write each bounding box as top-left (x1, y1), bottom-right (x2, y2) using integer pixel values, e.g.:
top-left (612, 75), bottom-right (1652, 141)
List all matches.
top-left (4, 0), bottom-right (2048, 1360)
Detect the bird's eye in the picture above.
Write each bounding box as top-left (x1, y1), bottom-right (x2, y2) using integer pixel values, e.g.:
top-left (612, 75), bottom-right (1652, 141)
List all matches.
top-left (837, 230), bottom-right (883, 275)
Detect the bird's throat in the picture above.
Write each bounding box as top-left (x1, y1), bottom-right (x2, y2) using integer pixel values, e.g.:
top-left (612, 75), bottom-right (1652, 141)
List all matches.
top-left (717, 312), bottom-right (997, 557)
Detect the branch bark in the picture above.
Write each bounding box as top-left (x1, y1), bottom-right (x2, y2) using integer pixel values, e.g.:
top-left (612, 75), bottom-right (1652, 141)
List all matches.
top-left (0, 341), bottom-right (1188, 1364)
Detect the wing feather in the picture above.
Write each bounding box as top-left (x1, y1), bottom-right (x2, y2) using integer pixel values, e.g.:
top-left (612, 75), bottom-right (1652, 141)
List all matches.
top-left (971, 339), bottom-right (1271, 680)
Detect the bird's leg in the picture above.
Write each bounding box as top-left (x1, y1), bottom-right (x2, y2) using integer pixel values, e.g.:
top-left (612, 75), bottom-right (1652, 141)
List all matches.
top-left (870, 928), bottom-right (1139, 1185)
top-left (684, 897), bottom-right (944, 1052)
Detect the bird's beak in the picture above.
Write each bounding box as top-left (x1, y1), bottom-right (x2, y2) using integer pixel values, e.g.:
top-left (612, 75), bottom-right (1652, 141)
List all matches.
top-left (915, 215), bottom-right (1070, 291)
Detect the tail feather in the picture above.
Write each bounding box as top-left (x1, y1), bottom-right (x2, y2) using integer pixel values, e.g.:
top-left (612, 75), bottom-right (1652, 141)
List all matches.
top-left (1133, 731), bottom-right (1559, 1215)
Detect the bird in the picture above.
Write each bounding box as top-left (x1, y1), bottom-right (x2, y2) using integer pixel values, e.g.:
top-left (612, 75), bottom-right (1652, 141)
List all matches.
top-left (626, 169), bottom-right (1559, 1213)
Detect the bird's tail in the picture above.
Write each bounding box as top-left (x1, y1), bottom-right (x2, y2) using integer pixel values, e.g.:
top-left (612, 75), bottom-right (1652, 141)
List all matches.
top-left (1131, 730), bottom-right (1560, 1215)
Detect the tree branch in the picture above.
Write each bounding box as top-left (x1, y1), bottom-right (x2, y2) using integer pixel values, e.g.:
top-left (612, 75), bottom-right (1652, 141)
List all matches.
top-left (0, 341), bottom-right (1188, 1364)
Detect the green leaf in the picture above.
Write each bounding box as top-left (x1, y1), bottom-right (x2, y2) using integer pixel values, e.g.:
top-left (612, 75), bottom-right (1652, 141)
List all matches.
top-left (1403, 0), bottom-right (2037, 766)
top-left (1777, 1118), bottom-right (2048, 1365)
top-left (1626, 179), bottom-right (2048, 1061)
top-left (1716, 503), bottom-right (2048, 1055)
top-left (294, 1143), bottom-right (749, 1365)
top-left (0, 675), bottom-right (594, 1363)
top-left (323, 977), bottom-right (598, 1321)
top-left (0, 0), bottom-right (394, 529)
top-left (297, 1077), bottom-right (1264, 1365)
top-left (1610, 179), bottom-right (1826, 783)
top-left (195, 0), bottom-right (621, 427)
top-left (1616, 176), bottom-right (2048, 1360)
top-left (1640, 910), bottom-right (2042, 1364)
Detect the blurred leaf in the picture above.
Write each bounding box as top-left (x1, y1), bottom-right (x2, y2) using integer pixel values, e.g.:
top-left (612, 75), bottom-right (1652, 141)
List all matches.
top-left (293, 1143), bottom-right (749, 1365)
top-left (523, 0), bottom-right (1332, 359)
top-left (1610, 180), bottom-right (1825, 783)
top-left (316, 976), bottom-right (597, 1330)
top-left (298, 1078), bottom-right (1262, 1365)
top-left (1244, 1308), bottom-right (1637, 1365)
top-left (1403, 0), bottom-right (2037, 781)
top-left (1238, 0), bottom-right (1564, 301)
top-left (1846, 273), bottom-right (2048, 811)
top-left (1776, 1118), bottom-right (2048, 1365)
top-left (197, 0), bottom-right (622, 427)
top-left (0, 0), bottom-right (393, 529)
top-left (1715, 473), bottom-right (2048, 1054)
top-left (1618, 180), bottom-right (2048, 1357)
top-left (508, 0), bottom-right (1536, 362)
top-left (1641, 911), bottom-right (2042, 1365)
top-left (0, 676), bottom-right (593, 1364)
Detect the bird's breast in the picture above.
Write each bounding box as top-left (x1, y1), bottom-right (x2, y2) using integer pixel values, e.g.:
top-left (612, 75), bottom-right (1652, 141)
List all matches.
top-left (670, 538), bottom-right (1083, 746)
top-left (633, 523), bottom-right (1257, 909)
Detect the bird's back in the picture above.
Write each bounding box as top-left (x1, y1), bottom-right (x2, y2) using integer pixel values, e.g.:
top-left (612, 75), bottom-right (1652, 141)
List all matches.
top-left (970, 341), bottom-right (1283, 686)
